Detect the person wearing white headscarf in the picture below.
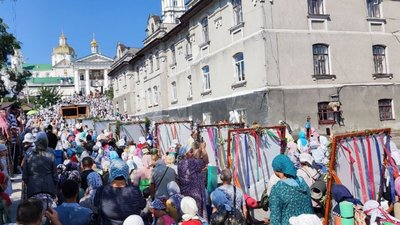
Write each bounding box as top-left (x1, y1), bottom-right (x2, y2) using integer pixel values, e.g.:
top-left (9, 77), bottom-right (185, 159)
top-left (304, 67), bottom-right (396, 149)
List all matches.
top-left (180, 196), bottom-right (209, 225)
top-left (311, 136), bottom-right (330, 164)
top-left (288, 214), bottom-right (322, 225)
top-left (364, 200), bottom-right (400, 225)
top-left (123, 215), bottom-right (144, 225)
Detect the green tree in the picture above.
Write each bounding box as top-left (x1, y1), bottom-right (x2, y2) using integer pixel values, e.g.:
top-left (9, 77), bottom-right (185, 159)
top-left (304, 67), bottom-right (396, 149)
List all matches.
top-left (0, 18), bottom-right (32, 98)
top-left (36, 86), bottom-right (62, 108)
top-left (0, 18), bottom-right (20, 71)
top-left (105, 87), bottom-right (114, 99)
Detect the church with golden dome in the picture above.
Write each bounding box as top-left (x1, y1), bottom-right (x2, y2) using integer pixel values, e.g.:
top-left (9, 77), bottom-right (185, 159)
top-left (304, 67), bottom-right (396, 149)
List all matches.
top-left (22, 32), bottom-right (113, 97)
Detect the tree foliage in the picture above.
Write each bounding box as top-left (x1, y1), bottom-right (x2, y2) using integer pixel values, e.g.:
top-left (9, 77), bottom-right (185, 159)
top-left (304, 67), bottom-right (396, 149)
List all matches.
top-left (105, 87), bottom-right (114, 99)
top-left (36, 86), bottom-right (62, 108)
top-left (0, 18), bottom-right (32, 99)
top-left (0, 18), bottom-right (20, 71)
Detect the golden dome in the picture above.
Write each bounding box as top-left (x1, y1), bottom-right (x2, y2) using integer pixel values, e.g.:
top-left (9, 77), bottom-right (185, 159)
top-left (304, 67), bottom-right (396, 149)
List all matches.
top-left (53, 44), bottom-right (75, 55)
top-left (91, 39), bottom-right (98, 47)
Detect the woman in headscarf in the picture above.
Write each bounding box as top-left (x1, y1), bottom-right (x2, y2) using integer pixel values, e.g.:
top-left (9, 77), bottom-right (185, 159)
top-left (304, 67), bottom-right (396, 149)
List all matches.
top-left (297, 131), bottom-right (310, 153)
top-left (166, 181), bottom-right (184, 222)
top-left (22, 132), bottom-right (58, 208)
top-left (178, 142), bottom-right (209, 219)
top-left (268, 154), bottom-right (313, 225)
top-left (135, 154), bottom-right (153, 190)
top-left (331, 184), bottom-right (363, 225)
top-left (94, 160), bottom-right (146, 225)
top-left (150, 198), bottom-right (176, 225)
top-left (210, 188), bottom-right (243, 225)
top-left (79, 171), bottom-right (103, 211)
top-left (180, 196), bottom-right (209, 225)
top-left (123, 215), bottom-right (144, 225)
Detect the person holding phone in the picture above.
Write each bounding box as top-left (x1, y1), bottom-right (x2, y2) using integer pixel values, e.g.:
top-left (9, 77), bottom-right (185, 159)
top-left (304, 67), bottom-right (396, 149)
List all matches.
top-left (14, 198), bottom-right (62, 225)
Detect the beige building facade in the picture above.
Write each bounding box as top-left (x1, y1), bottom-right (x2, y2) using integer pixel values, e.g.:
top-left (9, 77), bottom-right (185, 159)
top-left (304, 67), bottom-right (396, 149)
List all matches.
top-left (110, 0), bottom-right (400, 134)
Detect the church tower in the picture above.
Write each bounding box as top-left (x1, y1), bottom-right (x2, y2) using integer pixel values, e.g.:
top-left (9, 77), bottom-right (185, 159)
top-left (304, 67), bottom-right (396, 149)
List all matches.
top-left (161, 0), bottom-right (186, 24)
top-left (91, 33), bottom-right (99, 54)
top-left (52, 32), bottom-right (75, 66)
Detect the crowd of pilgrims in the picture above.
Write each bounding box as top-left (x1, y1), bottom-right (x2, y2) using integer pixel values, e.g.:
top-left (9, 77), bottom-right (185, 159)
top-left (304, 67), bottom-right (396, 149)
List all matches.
top-left (0, 100), bottom-right (399, 224)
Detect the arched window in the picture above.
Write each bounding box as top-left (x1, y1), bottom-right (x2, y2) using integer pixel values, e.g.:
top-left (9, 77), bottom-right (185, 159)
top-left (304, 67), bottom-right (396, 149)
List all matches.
top-left (202, 66), bottom-right (211, 91)
top-left (372, 45), bottom-right (387, 74)
top-left (233, 52), bottom-right (245, 82)
top-left (313, 44), bottom-right (330, 75)
top-left (378, 99), bottom-right (393, 121)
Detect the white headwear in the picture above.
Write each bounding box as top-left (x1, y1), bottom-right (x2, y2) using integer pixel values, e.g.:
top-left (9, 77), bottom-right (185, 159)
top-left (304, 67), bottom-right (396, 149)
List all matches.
top-left (138, 136), bottom-right (146, 144)
top-left (299, 153), bottom-right (314, 166)
top-left (289, 214), bottom-right (322, 225)
top-left (181, 196), bottom-right (199, 221)
top-left (363, 200), bottom-right (400, 225)
top-left (123, 215), bottom-right (144, 225)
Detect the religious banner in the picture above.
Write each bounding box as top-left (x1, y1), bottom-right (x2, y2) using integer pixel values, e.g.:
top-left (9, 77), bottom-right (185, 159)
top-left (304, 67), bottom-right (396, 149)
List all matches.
top-left (198, 123), bottom-right (244, 170)
top-left (227, 126), bottom-right (286, 200)
top-left (155, 121), bottom-right (193, 153)
top-left (324, 128), bottom-right (395, 225)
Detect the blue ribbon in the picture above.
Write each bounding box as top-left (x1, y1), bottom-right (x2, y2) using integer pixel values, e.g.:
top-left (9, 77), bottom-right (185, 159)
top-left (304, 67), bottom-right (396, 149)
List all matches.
top-left (359, 137), bottom-right (373, 199)
top-left (373, 135), bottom-right (384, 200)
top-left (386, 135), bottom-right (396, 203)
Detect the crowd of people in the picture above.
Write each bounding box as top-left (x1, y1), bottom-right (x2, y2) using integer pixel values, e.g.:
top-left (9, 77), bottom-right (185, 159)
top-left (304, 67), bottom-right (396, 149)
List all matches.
top-left (0, 102), bottom-right (399, 224)
top-left (35, 94), bottom-right (128, 126)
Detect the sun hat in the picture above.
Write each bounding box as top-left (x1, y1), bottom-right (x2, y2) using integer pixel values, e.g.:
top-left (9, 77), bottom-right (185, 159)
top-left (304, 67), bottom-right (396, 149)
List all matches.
top-left (23, 133), bottom-right (35, 143)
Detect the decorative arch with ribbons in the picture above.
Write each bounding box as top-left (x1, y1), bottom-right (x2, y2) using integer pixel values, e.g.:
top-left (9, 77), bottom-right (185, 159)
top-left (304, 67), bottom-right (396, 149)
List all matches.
top-left (324, 128), bottom-right (397, 225)
top-left (155, 121), bottom-right (193, 153)
top-left (226, 126), bottom-right (286, 200)
top-left (198, 123), bottom-right (245, 171)
top-left (108, 121), bottom-right (147, 143)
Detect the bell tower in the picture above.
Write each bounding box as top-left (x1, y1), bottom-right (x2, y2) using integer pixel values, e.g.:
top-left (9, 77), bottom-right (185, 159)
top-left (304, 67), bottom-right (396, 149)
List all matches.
top-left (161, 0), bottom-right (186, 24)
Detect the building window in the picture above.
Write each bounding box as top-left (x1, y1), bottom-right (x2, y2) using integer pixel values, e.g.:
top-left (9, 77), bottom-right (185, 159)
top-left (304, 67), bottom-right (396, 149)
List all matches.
top-left (188, 75), bottom-right (193, 98)
top-left (203, 112), bottom-right (212, 125)
top-left (233, 52), bottom-right (245, 82)
top-left (373, 45), bottom-right (387, 74)
top-left (313, 44), bottom-right (330, 75)
top-left (153, 86), bottom-right (158, 105)
top-left (136, 94), bottom-right (141, 107)
top-left (123, 98), bottom-right (127, 113)
top-left (149, 57), bottom-right (154, 73)
top-left (232, 0), bottom-right (243, 25)
top-left (171, 82), bottom-right (177, 101)
top-left (308, 0), bottom-right (324, 15)
top-left (318, 102), bottom-right (335, 124)
top-left (155, 52), bottom-right (160, 70)
top-left (171, 46), bottom-right (176, 66)
top-left (366, 0), bottom-right (381, 18)
top-left (379, 99), bottom-right (394, 121)
top-left (236, 108), bottom-right (248, 124)
top-left (173, 0), bottom-right (178, 6)
top-left (186, 38), bottom-right (192, 57)
top-left (147, 88), bottom-right (152, 106)
top-left (80, 74), bottom-right (84, 80)
top-left (202, 66), bottom-right (211, 91)
top-left (201, 17), bottom-right (209, 43)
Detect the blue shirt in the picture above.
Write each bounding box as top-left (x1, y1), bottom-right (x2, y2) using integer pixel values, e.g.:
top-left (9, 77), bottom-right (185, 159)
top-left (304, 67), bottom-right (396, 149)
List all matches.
top-left (55, 202), bottom-right (93, 225)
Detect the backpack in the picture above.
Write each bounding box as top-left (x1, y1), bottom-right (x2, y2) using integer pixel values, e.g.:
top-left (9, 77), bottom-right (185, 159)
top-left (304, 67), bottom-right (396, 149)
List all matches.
top-left (54, 149), bottom-right (64, 166)
top-left (260, 188), bottom-right (269, 211)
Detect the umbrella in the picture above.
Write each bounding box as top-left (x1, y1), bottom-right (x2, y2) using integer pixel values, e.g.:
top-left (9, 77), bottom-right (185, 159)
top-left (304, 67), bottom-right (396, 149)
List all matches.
top-left (26, 110), bottom-right (38, 116)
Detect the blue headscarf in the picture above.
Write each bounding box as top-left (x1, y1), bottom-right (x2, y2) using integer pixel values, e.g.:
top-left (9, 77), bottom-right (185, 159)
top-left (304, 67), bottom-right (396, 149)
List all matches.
top-left (210, 189), bottom-right (232, 211)
top-left (272, 154), bottom-right (297, 178)
top-left (109, 160), bottom-right (129, 183)
top-left (298, 131), bottom-right (308, 147)
top-left (331, 184), bottom-right (362, 205)
top-left (110, 151), bottom-right (120, 161)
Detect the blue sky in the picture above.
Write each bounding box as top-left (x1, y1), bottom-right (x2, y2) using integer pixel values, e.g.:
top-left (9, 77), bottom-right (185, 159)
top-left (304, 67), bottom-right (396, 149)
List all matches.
top-left (0, 0), bottom-right (161, 64)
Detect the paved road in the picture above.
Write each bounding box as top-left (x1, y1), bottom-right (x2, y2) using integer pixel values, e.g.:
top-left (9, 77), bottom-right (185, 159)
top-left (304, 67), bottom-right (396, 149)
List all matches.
top-left (9, 175), bottom-right (22, 223)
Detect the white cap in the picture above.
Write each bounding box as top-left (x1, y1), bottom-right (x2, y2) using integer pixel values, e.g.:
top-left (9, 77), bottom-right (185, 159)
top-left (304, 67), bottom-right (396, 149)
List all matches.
top-left (23, 133), bottom-right (35, 143)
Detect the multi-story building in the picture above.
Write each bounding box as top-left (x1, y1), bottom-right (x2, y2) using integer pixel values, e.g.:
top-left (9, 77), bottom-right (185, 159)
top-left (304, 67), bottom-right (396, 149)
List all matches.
top-left (110, 0), bottom-right (400, 134)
